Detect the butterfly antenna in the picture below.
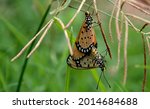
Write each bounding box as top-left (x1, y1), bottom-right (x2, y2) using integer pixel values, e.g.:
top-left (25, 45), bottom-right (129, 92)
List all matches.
top-left (96, 71), bottom-right (103, 90)
top-left (102, 71), bottom-right (111, 88)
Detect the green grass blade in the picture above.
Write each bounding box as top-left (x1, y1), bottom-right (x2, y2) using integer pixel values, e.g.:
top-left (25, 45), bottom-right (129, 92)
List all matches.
top-left (16, 3), bottom-right (52, 92)
top-left (65, 66), bottom-right (71, 92)
top-left (0, 71), bottom-right (7, 91)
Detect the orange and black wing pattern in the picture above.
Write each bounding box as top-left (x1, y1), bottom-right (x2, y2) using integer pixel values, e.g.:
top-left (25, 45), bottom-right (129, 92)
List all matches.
top-left (67, 12), bottom-right (105, 71)
top-left (67, 46), bottom-right (105, 71)
top-left (75, 12), bottom-right (97, 54)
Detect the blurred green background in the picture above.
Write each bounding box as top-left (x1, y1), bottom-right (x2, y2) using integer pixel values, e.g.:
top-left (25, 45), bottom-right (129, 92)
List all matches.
top-left (0, 0), bottom-right (149, 92)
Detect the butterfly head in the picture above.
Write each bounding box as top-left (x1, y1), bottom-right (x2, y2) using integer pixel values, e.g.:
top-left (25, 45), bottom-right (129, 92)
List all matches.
top-left (85, 11), bottom-right (90, 16)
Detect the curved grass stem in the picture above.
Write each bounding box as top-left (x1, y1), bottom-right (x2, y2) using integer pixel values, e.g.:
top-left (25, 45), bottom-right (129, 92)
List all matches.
top-left (65, 66), bottom-right (70, 92)
top-left (141, 34), bottom-right (147, 92)
top-left (16, 3), bottom-right (52, 92)
top-left (123, 19), bottom-right (128, 85)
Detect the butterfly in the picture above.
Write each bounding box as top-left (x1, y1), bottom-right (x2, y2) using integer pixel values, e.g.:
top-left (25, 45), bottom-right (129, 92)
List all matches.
top-left (67, 11), bottom-right (105, 71)
top-left (66, 11), bottom-right (110, 88)
top-left (75, 11), bottom-right (97, 54)
top-left (67, 46), bottom-right (106, 71)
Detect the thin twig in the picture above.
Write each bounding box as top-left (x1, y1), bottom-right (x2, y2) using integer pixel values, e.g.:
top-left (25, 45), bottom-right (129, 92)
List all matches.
top-left (123, 19), bottom-right (128, 85)
top-left (140, 23), bottom-right (148, 32)
top-left (27, 19), bottom-right (54, 58)
top-left (115, 0), bottom-right (121, 40)
top-left (141, 34), bottom-right (147, 92)
top-left (11, 19), bottom-right (53, 61)
top-left (119, 1), bottom-right (125, 37)
top-left (65, 0), bottom-right (86, 29)
top-left (108, 0), bottom-right (118, 43)
top-left (119, 12), bottom-right (124, 38)
top-left (116, 40), bottom-right (121, 70)
top-left (93, 0), bottom-right (112, 59)
top-left (54, 17), bottom-right (73, 56)
top-left (115, 0), bottom-right (122, 70)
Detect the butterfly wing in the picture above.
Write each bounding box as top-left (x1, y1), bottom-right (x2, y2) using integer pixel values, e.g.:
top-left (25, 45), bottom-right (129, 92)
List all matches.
top-left (75, 13), bottom-right (97, 54)
top-left (67, 44), bottom-right (85, 68)
top-left (67, 46), bottom-right (105, 71)
top-left (67, 12), bottom-right (105, 71)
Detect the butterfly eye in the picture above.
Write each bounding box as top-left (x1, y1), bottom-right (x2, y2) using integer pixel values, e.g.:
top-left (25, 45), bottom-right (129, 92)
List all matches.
top-left (85, 11), bottom-right (90, 16)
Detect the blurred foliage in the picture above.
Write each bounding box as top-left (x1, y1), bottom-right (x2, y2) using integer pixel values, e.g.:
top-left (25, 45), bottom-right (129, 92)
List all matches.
top-left (0, 0), bottom-right (149, 92)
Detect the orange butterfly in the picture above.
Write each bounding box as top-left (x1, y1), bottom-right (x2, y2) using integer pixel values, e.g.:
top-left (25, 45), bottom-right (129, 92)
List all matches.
top-left (67, 46), bottom-right (105, 70)
top-left (67, 11), bottom-right (111, 88)
top-left (67, 11), bottom-right (105, 71)
top-left (75, 11), bottom-right (97, 54)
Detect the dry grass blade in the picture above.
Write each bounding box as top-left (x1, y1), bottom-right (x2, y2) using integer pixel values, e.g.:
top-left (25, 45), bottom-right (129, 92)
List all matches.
top-left (54, 17), bottom-right (73, 56)
top-left (115, 0), bottom-right (122, 70)
top-left (123, 19), bottom-right (128, 85)
top-left (120, 12), bottom-right (124, 36)
top-left (140, 23), bottom-right (148, 32)
top-left (65, 0), bottom-right (86, 29)
top-left (27, 19), bottom-right (54, 58)
top-left (108, 0), bottom-right (118, 43)
top-left (11, 19), bottom-right (53, 61)
top-left (115, 0), bottom-right (121, 40)
top-left (141, 34), bottom-right (147, 92)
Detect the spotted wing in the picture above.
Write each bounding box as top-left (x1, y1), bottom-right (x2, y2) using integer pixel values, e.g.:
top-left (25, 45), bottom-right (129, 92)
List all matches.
top-left (75, 12), bottom-right (97, 54)
top-left (67, 46), bottom-right (105, 71)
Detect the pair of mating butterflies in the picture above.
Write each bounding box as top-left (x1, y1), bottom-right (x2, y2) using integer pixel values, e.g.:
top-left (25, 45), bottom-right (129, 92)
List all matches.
top-left (67, 12), bottom-right (106, 72)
